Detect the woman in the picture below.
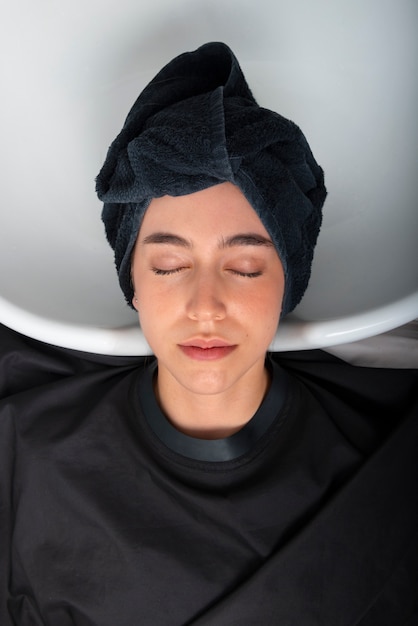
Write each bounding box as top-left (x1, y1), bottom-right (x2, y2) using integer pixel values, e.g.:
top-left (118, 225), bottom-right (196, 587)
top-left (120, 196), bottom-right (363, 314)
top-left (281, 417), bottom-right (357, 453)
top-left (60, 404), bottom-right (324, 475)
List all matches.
top-left (1, 43), bottom-right (417, 625)
top-left (130, 182), bottom-right (285, 440)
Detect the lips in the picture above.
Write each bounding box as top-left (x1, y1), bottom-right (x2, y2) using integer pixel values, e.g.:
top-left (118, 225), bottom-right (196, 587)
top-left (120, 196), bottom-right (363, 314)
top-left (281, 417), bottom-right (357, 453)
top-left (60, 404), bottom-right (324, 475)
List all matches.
top-left (179, 338), bottom-right (237, 361)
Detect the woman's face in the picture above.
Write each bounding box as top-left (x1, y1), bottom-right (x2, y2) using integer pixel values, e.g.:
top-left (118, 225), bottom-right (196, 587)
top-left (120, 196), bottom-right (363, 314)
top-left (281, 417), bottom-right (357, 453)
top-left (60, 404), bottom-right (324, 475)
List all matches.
top-left (131, 182), bottom-right (285, 399)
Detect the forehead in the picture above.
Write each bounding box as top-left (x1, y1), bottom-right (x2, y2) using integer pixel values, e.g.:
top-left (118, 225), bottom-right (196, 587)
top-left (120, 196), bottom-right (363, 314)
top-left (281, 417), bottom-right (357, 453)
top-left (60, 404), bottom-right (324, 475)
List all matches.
top-left (138, 182), bottom-right (271, 238)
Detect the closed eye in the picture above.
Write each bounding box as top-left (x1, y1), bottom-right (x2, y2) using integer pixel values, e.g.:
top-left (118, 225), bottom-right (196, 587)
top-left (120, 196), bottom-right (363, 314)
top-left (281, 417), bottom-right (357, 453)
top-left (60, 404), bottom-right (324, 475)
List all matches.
top-left (152, 267), bottom-right (186, 275)
top-left (229, 270), bottom-right (263, 278)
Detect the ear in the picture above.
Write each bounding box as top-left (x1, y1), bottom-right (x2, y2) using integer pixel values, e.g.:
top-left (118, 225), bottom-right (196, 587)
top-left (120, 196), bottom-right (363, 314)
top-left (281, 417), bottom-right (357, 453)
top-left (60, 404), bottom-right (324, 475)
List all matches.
top-left (132, 295), bottom-right (139, 310)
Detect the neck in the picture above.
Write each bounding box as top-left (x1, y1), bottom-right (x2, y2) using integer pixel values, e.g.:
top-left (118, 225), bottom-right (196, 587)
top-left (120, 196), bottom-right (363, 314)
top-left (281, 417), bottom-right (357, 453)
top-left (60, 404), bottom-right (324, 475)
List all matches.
top-left (154, 364), bottom-right (270, 440)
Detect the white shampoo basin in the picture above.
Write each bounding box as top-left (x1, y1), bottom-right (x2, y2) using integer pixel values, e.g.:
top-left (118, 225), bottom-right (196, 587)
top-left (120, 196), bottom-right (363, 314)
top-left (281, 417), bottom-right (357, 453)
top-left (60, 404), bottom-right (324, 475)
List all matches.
top-left (1, 1), bottom-right (417, 354)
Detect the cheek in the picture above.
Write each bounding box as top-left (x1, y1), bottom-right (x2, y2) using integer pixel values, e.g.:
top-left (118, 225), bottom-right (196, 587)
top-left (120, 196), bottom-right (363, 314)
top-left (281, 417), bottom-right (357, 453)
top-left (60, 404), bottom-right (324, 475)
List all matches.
top-left (236, 283), bottom-right (283, 333)
top-left (259, 286), bottom-right (284, 332)
top-left (254, 277), bottom-right (284, 311)
top-left (134, 282), bottom-right (176, 339)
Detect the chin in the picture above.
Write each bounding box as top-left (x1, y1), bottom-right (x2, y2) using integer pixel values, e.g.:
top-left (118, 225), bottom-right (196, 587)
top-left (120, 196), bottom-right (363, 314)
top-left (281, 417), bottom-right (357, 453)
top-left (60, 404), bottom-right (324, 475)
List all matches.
top-left (176, 369), bottom-right (235, 396)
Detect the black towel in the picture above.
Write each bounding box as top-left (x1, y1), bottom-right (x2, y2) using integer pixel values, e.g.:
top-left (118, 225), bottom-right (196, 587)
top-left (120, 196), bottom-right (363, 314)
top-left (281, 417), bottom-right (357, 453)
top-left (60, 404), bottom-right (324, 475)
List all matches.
top-left (96, 42), bottom-right (327, 315)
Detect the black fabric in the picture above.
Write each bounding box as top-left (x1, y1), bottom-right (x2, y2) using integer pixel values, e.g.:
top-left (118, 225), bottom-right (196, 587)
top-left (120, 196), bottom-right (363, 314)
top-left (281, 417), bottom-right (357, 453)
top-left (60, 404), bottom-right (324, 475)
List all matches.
top-left (96, 42), bottom-right (327, 315)
top-left (0, 323), bottom-right (417, 625)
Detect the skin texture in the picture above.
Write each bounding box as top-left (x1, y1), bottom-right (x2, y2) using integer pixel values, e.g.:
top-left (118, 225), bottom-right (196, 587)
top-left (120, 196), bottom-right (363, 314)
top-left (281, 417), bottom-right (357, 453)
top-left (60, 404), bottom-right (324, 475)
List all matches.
top-left (131, 182), bottom-right (285, 438)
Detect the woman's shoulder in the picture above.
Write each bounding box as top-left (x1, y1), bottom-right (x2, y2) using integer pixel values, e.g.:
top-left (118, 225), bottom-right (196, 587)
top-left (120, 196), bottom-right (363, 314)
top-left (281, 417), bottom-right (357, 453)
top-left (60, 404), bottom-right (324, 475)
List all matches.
top-left (273, 346), bottom-right (418, 453)
top-left (0, 323), bottom-right (144, 400)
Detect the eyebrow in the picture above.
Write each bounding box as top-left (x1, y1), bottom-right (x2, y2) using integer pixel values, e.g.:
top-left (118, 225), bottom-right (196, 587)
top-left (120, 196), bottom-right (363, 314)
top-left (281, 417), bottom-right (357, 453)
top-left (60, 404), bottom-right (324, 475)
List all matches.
top-left (221, 234), bottom-right (274, 248)
top-left (141, 232), bottom-right (274, 248)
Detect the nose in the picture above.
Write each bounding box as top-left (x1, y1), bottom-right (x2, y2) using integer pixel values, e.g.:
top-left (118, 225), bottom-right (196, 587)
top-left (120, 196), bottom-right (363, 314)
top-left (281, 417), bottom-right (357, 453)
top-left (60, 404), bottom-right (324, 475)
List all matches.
top-left (186, 270), bottom-right (227, 322)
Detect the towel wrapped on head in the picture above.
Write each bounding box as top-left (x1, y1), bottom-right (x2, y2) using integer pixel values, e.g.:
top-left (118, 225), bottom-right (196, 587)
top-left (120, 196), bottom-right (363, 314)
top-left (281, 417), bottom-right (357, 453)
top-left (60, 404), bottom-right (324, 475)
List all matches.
top-left (96, 42), bottom-right (327, 316)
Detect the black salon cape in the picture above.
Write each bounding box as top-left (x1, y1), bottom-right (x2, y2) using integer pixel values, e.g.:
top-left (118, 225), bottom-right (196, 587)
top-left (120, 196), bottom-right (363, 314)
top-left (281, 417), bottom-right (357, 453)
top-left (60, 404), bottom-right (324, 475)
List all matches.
top-left (0, 323), bottom-right (417, 626)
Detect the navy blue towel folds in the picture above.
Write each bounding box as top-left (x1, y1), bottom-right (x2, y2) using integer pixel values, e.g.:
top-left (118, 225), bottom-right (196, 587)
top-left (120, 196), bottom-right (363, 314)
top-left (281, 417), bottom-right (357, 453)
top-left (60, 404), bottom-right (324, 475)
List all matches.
top-left (96, 42), bottom-right (327, 315)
